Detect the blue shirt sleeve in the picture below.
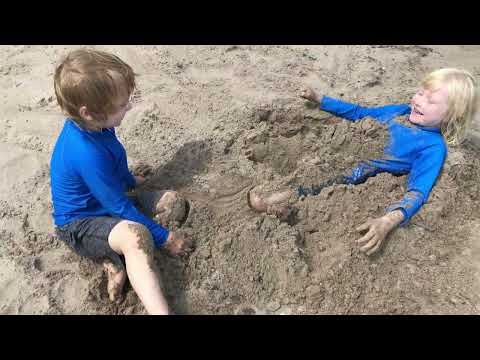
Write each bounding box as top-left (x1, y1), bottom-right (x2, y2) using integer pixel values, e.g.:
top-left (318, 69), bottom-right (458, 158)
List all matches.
top-left (386, 144), bottom-right (447, 225)
top-left (74, 145), bottom-right (169, 248)
top-left (107, 127), bottom-right (137, 190)
top-left (320, 96), bottom-right (410, 124)
top-left (125, 170), bottom-right (137, 189)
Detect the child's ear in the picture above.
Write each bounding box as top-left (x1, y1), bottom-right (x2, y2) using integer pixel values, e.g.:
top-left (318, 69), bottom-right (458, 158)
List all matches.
top-left (79, 106), bottom-right (95, 122)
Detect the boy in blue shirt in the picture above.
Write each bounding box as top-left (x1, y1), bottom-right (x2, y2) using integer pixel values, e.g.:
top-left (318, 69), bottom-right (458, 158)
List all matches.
top-left (247, 68), bottom-right (477, 256)
top-left (51, 49), bottom-right (191, 314)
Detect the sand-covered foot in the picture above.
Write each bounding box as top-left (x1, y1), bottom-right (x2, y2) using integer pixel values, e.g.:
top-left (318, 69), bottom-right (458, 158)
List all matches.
top-left (246, 188), bottom-right (268, 212)
top-left (247, 188), bottom-right (297, 223)
top-left (247, 187), bottom-right (293, 213)
top-left (103, 261), bottom-right (127, 303)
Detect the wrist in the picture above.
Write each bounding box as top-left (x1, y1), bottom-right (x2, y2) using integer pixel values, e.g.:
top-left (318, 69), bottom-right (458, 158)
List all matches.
top-left (384, 210), bottom-right (404, 227)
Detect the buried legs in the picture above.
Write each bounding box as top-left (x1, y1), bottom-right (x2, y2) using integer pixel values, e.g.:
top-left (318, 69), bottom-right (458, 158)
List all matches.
top-left (247, 175), bottom-right (350, 223)
top-left (247, 162), bottom-right (385, 222)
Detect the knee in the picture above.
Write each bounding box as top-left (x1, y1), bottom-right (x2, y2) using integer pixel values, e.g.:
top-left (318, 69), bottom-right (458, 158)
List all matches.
top-left (123, 222), bottom-right (154, 254)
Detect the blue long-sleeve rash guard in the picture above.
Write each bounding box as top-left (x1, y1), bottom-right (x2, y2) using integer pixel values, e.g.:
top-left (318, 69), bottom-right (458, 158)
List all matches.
top-left (320, 96), bottom-right (447, 225)
top-left (50, 119), bottom-right (169, 248)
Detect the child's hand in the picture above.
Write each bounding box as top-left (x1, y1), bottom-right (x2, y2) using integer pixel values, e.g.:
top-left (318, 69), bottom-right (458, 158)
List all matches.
top-left (355, 210), bottom-right (404, 256)
top-left (132, 163), bottom-right (153, 177)
top-left (163, 231), bottom-right (193, 257)
top-left (131, 163), bottom-right (153, 186)
top-left (300, 87), bottom-right (321, 103)
top-left (135, 175), bottom-right (147, 186)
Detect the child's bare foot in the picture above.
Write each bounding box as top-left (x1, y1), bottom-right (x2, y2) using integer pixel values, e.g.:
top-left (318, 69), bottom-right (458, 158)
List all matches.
top-left (103, 261), bottom-right (127, 303)
top-left (246, 189), bottom-right (268, 212)
top-left (247, 187), bottom-right (297, 223)
top-left (247, 187), bottom-right (294, 211)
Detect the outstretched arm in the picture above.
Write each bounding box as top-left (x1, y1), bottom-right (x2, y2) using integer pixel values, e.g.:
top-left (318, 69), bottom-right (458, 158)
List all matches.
top-left (386, 145), bottom-right (447, 225)
top-left (301, 86), bottom-right (410, 123)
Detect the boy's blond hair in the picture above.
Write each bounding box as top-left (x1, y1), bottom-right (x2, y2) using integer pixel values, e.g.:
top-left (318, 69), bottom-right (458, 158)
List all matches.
top-left (54, 48), bottom-right (136, 124)
top-left (421, 68), bottom-right (477, 145)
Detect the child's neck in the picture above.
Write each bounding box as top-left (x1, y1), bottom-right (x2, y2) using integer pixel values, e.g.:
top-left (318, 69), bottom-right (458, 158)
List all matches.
top-left (71, 119), bottom-right (103, 132)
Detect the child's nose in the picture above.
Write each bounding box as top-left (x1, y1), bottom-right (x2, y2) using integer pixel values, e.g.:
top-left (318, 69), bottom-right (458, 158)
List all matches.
top-left (413, 95), bottom-right (423, 106)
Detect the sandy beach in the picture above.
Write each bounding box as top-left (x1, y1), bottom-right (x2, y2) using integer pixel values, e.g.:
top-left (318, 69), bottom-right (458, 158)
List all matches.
top-left (1, 45), bottom-right (479, 314)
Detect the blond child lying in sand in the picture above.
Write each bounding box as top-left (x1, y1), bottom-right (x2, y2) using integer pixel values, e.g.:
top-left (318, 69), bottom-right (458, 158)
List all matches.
top-left (247, 68), bottom-right (477, 256)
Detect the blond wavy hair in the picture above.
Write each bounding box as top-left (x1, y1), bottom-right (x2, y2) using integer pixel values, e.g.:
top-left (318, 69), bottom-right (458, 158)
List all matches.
top-left (421, 68), bottom-right (477, 145)
top-left (54, 48), bottom-right (136, 125)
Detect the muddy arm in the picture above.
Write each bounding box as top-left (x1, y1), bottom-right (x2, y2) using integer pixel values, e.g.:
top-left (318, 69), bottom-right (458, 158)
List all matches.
top-left (76, 151), bottom-right (170, 248)
top-left (386, 145), bottom-right (447, 225)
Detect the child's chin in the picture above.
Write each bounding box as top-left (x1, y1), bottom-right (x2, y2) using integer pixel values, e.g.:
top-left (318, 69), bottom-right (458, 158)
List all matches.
top-left (409, 115), bottom-right (422, 125)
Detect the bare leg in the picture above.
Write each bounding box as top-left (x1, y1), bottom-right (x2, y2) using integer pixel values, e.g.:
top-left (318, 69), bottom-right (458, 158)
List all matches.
top-left (108, 220), bottom-right (170, 315)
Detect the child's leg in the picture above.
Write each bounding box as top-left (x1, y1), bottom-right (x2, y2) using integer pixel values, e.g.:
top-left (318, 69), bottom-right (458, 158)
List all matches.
top-left (297, 175), bottom-right (349, 197)
top-left (247, 175), bottom-right (347, 213)
top-left (297, 161), bottom-right (388, 197)
top-left (247, 162), bottom-right (387, 223)
top-left (108, 220), bottom-right (170, 315)
top-left (247, 174), bottom-right (352, 222)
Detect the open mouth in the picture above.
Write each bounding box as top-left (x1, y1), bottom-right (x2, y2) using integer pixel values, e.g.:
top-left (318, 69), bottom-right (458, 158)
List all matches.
top-left (412, 107), bottom-right (424, 116)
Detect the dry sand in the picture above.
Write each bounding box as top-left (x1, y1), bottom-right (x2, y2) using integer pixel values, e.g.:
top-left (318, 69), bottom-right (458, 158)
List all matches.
top-left (1, 45), bottom-right (479, 314)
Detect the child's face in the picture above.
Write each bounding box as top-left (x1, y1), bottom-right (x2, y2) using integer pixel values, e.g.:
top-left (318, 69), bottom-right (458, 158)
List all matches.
top-left (102, 93), bottom-right (133, 128)
top-left (409, 85), bottom-right (449, 128)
